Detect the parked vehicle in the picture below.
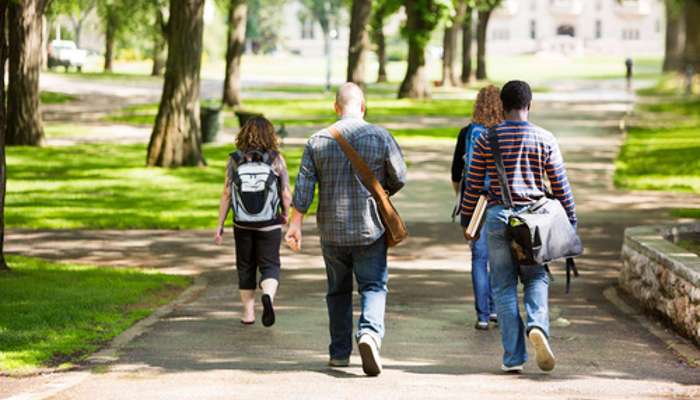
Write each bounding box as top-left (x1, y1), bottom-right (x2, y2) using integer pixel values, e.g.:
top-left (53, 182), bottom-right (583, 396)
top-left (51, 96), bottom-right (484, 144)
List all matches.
top-left (47, 40), bottom-right (87, 72)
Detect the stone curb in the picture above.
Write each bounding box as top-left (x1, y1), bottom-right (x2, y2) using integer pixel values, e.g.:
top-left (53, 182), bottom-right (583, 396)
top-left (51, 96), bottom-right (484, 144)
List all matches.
top-left (623, 224), bottom-right (700, 287)
top-left (603, 286), bottom-right (699, 368)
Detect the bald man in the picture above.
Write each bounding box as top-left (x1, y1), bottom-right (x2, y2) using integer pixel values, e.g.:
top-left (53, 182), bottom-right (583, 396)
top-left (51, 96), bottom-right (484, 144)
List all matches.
top-left (286, 83), bottom-right (407, 376)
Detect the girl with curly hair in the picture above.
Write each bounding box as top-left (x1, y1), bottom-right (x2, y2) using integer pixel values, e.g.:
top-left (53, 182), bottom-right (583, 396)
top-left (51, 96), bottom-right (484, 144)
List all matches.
top-left (215, 116), bottom-right (292, 327)
top-left (450, 85), bottom-right (504, 330)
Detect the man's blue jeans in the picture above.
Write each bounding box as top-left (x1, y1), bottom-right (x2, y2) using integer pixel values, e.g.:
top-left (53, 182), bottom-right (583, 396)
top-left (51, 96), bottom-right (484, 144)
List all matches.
top-left (471, 225), bottom-right (494, 323)
top-left (486, 205), bottom-right (550, 367)
top-left (321, 236), bottom-right (388, 360)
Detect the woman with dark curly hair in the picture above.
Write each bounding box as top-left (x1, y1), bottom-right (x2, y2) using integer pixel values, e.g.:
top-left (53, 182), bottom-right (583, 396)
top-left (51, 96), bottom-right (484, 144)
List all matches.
top-left (215, 116), bottom-right (292, 327)
top-left (451, 85), bottom-right (504, 330)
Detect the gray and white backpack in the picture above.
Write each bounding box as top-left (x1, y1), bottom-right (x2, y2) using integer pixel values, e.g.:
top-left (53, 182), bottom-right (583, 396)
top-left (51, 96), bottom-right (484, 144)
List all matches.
top-left (229, 150), bottom-right (281, 223)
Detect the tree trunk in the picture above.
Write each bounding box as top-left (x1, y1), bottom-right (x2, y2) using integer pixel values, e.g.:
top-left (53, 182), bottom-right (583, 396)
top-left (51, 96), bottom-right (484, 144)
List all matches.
top-left (147, 0), bottom-right (206, 167)
top-left (7, 0), bottom-right (46, 146)
top-left (222, 0), bottom-right (246, 107)
top-left (398, 0), bottom-right (430, 99)
top-left (103, 10), bottom-right (116, 72)
top-left (150, 36), bottom-right (166, 76)
top-left (441, 26), bottom-right (455, 86)
top-left (151, 10), bottom-right (167, 76)
top-left (441, 5), bottom-right (464, 87)
top-left (663, 1), bottom-right (684, 72)
top-left (323, 24), bottom-right (332, 91)
top-left (475, 9), bottom-right (491, 81)
top-left (683, 0), bottom-right (700, 72)
top-left (376, 25), bottom-right (387, 83)
top-left (461, 5), bottom-right (472, 84)
top-left (370, 5), bottom-right (388, 83)
top-left (71, 17), bottom-right (83, 48)
top-left (0, 1), bottom-right (10, 271)
top-left (346, 0), bottom-right (372, 85)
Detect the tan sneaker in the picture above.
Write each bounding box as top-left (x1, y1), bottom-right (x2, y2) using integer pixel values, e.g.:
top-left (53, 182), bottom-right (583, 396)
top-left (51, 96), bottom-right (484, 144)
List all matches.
top-left (357, 334), bottom-right (382, 376)
top-left (528, 328), bottom-right (555, 372)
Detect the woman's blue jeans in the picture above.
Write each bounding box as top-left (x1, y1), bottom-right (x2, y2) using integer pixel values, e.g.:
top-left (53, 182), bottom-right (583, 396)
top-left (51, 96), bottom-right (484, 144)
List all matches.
top-left (486, 205), bottom-right (550, 368)
top-left (471, 225), bottom-right (494, 323)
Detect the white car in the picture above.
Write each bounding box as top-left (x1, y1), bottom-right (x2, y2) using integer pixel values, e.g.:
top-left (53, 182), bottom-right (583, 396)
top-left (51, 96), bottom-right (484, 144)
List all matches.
top-left (48, 40), bottom-right (87, 72)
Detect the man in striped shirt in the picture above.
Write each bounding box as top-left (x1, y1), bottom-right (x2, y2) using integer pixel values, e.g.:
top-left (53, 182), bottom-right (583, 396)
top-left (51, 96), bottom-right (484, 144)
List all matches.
top-left (461, 80), bottom-right (577, 373)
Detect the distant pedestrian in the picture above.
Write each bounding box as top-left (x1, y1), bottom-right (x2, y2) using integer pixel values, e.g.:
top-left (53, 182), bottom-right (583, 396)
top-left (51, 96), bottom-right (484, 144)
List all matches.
top-left (215, 116), bottom-right (292, 327)
top-left (285, 83), bottom-right (407, 376)
top-left (451, 85), bottom-right (503, 330)
top-left (625, 58), bottom-right (633, 91)
top-left (461, 81), bottom-right (577, 373)
top-left (685, 64), bottom-right (694, 96)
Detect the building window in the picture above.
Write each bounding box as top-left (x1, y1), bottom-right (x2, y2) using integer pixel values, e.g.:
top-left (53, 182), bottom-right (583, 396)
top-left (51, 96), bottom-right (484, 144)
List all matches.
top-left (492, 29), bottom-right (510, 40)
top-left (622, 29), bottom-right (640, 40)
top-left (300, 18), bottom-right (315, 40)
top-left (531, 0), bottom-right (537, 11)
top-left (595, 19), bottom-right (602, 39)
top-left (530, 20), bottom-right (537, 39)
top-left (595, 0), bottom-right (602, 12)
top-left (655, 18), bottom-right (661, 33)
top-left (557, 25), bottom-right (575, 37)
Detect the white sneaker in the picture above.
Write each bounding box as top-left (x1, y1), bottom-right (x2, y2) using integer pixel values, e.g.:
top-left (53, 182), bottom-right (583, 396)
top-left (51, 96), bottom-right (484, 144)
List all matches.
top-left (489, 313), bottom-right (498, 324)
top-left (357, 334), bottom-right (382, 376)
top-left (475, 321), bottom-right (489, 330)
top-left (528, 328), bottom-right (556, 372)
top-left (501, 363), bottom-right (524, 373)
top-left (328, 358), bottom-right (350, 367)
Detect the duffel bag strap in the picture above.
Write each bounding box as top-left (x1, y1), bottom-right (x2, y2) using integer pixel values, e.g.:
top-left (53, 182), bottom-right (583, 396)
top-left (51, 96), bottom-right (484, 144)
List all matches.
top-left (565, 257), bottom-right (579, 294)
top-left (488, 127), bottom-right (514, 209)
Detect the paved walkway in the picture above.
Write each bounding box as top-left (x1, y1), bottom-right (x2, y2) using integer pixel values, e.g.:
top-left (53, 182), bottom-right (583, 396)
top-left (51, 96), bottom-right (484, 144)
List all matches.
top-left (3, 84), bottom-right (700, 399)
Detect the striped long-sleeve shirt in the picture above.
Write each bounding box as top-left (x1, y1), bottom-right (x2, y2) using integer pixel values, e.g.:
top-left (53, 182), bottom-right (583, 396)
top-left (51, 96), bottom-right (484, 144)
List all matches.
top-left (460, 120), bottom-right (577, 226)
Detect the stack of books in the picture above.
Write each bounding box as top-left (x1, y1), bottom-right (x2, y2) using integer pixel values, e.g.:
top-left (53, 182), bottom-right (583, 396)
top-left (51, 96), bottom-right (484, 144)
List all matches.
top-left (465, 195), bottom-right (488, 240)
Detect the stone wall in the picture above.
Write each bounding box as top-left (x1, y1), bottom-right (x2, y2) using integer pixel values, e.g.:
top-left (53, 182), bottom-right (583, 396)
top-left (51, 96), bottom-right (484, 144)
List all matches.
top-left (620, 223), bottom-right (700, 345)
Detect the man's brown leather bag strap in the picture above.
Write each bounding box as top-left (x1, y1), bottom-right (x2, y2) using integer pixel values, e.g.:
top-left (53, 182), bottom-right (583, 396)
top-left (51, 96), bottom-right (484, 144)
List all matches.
top-left (328, 126), bottom-right (387, 200)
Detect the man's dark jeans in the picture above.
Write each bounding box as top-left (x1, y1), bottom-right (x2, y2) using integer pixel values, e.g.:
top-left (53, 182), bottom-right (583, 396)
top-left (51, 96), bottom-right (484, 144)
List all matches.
top-left (321, 236), bottom-right (388, 360)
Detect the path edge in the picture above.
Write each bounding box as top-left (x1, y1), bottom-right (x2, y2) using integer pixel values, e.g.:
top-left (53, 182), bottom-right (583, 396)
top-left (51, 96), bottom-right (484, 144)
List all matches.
top-left (86, 274), bottom-right (208, 365)
top-left (602, 286), bottom-right (699, 368)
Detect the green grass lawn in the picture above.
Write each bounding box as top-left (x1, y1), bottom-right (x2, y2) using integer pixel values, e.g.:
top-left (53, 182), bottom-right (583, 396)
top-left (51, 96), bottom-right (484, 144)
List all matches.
top-left (40, 91), bottom-right (76, 104)
top-left (0, 255), bottom-right (189, 374)
top-left (45, 123), bottom-right (99, 138)
top-left (105, 97), bottom-right (474, 131)
top-left (614, 78), bottom-right (700, 217)
top-left (7, 144), bottom-right (304, 230)
top-left (614, 126), bottom-right (700, 193)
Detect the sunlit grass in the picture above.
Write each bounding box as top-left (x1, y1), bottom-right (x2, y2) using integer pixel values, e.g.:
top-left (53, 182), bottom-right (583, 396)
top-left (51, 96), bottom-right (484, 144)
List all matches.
top-left (105, 97), bottom-right (475, 130)
top-left (0, 255), bottom-right (189, 374)
top-left (615, 81), bottom-right (700, 196)
top-left (6, 144), bottom-right (305, 229)
top-left (40, 91), bottom-right (76, 104)
top-left (44, 123), bottom-right (99, 138)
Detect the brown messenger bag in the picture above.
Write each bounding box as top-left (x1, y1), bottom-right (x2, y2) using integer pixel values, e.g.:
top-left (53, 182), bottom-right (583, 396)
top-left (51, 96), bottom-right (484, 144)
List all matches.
top-left (328, 126), bottom-right (408, 247)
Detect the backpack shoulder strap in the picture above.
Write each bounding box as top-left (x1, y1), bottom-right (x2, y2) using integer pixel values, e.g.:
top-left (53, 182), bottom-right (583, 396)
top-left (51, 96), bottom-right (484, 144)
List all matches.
top-left (488, 127), bottom-right (514, 209)
top-left (229, 151), bottom-right (244, 187)
top-left (263, 150), bottom-right (278, 166)
top-left (230, 151), bottom-right (244, 166)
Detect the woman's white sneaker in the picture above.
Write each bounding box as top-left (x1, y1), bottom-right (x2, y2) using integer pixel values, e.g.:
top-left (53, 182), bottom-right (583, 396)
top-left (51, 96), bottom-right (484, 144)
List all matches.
top-left (528, 328), bottom-right (556, 372)
top-left (501, 364), bottom-right (524, 373)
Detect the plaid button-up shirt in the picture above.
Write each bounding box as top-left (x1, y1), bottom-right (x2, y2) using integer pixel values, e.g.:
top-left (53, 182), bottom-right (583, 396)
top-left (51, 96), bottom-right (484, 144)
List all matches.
top-left (292, 116), bottom-right (407, 246)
